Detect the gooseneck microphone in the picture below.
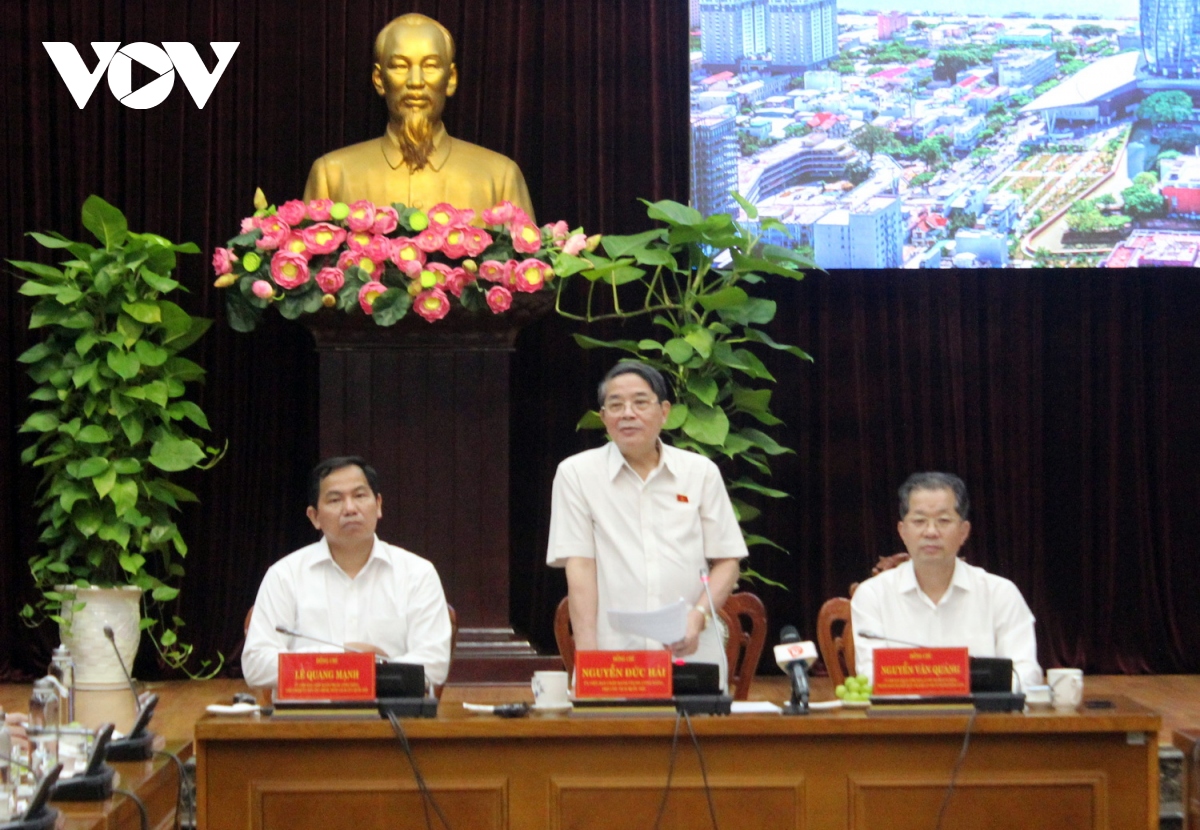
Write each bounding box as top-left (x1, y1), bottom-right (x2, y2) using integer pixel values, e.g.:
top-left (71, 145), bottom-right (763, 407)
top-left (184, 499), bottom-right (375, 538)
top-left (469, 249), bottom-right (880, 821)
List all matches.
top-left (102, 625), bottom-right (140, 716)
top-left (274, 625), bottom-right (370, 654)
top-left (857, 630), bottom-right (930, 649)
top-left (774, 626), bottom-right (818, 715)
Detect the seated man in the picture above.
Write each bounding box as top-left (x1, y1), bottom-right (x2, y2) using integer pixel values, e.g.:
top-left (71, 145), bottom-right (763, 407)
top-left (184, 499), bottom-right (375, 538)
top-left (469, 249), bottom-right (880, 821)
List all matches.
top-left (242, 456), bottom-right (452, 690)
top-left (851, 471), bottom-right (1042, 691)
top-left (546, 362), bottom-right (747, 690)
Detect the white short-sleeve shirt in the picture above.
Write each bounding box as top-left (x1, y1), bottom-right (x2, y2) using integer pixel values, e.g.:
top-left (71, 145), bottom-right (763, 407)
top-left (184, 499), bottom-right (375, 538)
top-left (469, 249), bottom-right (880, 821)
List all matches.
top-left (850, 559), bottom-right (1042, 691)
top-left (242, 536), bottom-right (452, 689)
top-left (547, 442), bottom-right (749, 674)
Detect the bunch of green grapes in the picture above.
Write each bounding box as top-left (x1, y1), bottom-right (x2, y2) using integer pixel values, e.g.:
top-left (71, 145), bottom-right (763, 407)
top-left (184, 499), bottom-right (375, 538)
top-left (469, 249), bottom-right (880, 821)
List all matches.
top-left (834, 675), bottom-right (872, 702)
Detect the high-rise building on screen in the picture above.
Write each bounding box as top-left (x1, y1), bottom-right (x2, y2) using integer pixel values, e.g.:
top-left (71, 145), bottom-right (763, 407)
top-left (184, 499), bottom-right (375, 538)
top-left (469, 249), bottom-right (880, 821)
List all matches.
top-left (701, 0), bottom-right (836, 70)
top-left (769, 0), bottom-right (838, 69)
top-left (691, 110), bottom-right (739, 219)
top-left (1142, 0), bottom-right (1200, 78)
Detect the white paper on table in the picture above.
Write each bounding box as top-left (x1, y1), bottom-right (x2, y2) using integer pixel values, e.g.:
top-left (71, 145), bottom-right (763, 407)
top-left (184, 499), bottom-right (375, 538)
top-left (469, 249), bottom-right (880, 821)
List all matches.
top-left (607, 598), bottom-right (690, 644)
top-left (731, 701), bottom-right (782, 714)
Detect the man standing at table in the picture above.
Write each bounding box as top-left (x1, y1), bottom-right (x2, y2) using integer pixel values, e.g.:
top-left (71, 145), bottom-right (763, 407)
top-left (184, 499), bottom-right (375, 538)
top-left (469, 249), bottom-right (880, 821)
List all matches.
top-left (546, 362), bottom-right (748, 688)
top-left (851, 471), bottom-right (1042, 690)
top-left (242, 456), bottom-right (452, 690)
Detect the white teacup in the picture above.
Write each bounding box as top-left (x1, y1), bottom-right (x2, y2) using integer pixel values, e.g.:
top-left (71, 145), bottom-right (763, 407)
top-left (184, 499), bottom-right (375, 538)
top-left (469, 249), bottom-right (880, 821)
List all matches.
top-left (531, 671), bottom-right (570, 708)
top-left (1047, 668), bottom-right (1084, 709)
top-left (1024, 684), bottom-right (1052, 710)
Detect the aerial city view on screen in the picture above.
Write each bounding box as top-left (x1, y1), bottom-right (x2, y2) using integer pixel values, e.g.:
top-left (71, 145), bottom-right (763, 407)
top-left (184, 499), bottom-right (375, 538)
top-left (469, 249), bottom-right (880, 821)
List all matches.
top-left (691, 0), bottom-right (1200, 267)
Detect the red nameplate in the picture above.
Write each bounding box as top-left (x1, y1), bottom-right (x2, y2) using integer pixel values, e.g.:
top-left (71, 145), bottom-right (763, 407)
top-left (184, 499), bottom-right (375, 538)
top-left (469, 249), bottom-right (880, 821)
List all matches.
top-left (277, 652), bottom-right (376, 701)
top-left (872, 647), bottom-right (970, 696)
top-left (574, 651), bottom-right (672, 699)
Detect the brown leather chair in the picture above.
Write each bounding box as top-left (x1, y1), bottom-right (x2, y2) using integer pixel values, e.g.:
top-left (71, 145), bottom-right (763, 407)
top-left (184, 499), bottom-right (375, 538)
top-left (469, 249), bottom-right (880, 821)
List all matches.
top-left (554, 592), bottom-right (767, 700)
top-left (816, 597), bottom-right (855, 686)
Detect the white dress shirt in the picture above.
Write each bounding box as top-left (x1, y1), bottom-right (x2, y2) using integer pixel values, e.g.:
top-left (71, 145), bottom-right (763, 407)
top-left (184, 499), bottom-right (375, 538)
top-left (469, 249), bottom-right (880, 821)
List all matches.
top-left (242, 536), bottom-right (452, 689)
top-left (850, 559), bottom-right (1043, 691)
top-left (547, 442), bottom-right (748, 684)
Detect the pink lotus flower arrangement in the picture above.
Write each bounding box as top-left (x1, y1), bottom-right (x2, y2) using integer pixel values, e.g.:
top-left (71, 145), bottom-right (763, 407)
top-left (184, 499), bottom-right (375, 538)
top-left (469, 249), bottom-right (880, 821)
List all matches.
top-left (214, 193), bottom-right (595, 331)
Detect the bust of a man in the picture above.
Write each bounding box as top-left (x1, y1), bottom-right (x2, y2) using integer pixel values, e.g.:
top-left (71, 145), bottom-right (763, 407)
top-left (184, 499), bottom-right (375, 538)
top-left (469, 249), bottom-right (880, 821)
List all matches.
top-left (303, 13), bottom-right (535, 221)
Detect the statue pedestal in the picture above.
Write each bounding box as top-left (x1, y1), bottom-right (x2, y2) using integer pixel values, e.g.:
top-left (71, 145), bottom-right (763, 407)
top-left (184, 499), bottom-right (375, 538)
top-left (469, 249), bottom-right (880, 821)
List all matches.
top-left (304, 297), bottom-right (561, 681)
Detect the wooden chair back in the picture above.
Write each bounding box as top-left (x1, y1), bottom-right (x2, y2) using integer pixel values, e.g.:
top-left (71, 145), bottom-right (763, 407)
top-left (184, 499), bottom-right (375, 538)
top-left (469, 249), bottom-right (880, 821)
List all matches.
top-left (554, 596), bottom-right (575, 676)
top-left (816, 597), bottom-right (855, 687)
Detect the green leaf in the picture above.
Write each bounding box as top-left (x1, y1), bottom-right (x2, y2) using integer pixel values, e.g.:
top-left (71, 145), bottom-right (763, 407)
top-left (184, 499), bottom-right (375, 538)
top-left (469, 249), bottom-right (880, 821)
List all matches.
top-left (76, 425), bottom-right (111, 443)
top-left (122, 301), bottom-right (161, 324)
top-left (133, 340), bottom-right (169, 367)
top-left (643, 199), bottom-right (703, 227)
top-left (595, 264), bottom-right (645, 286)
top-left (17, 342), bottom-right (53, 363)
top-left (148, 436), bottom-right (206, 471)
top-left (681, 401), bottom-right (730, 446)
top-left (92, 465), bottom-right (118, 498)
top-left (9, 260), bottom-right (66, 281)
top-left (118, 553), bottom-right (146, 575)
top-left (111, 458), bottom-right (142, 475)
top-left (17, 280), bottom-right (63, 296)
top-left (731, 348), bottom-right (775, 381)
top-left (733, 387), bottom-right (771, 412)
top-left (575, 410), bottom-right (604, 430)
top-left (141, 380), bottom-right (169, 407)
top-left (21, 412), bottom-right (60, 433)
top-left (81, 194), bottom-right (129, 249)
top-left (160, 629), bottom-right (178, 647)
top-left (77, 457), bottom-right (109, 478)
top-left (59, 484), bottom-right (91, 513)
top-left (741, 427), bottom-right (792, 455)
top-left (549, 253), bottom-right (594, 279)
top-left (719, 297), bottom-right (777, 326)
top-left (664, 338), bottom-right (694, 364)
top-left (637, 339), bottom-right (664, 353)
top-left (370, 289), bottom-right (411, 327)
top-left (119, 416), bottom-right (144, 445)
top-left (731, 191), bottom-right (759, 221)
top-left (74, 504), bottom-right (103, 537)
top-left (27, 231), bottom-right (77, 249)
top-left (743, 327), bottom-right (813, 361)
top-left (731, 250), bottom-right (806, 280)
top-left (743, 534), bottom-right (788, 552)
top-left (106, 349), bottom-right (141, 380)
top-left (664, 402), bottom-right (688, 430)
top-left (686, 375), bottom-right (719, 406)
top-left (109, 479), bottom-right (139, 516)
top-left (600, 229), bottom-right (664, 259)
top-left (697, 287), bottom-right (749, 312)
top-left (97, 522), bottom-right (131, 549)
top-left (682, 326), bottom-right (715, 359)
top-left (572, 334), bottom-right (640, 353)
top-left (729, 477), bottom-right (789, 498)
top-left (72, 361), bottom-right (98, 388)
top-left (140, 269), bottom-right (180, 293)
top-left (167, 401), bottom-right (210, 430)
top-left (152, 586), bottom-right (180, 602)
top-left (731, 497), bottom-right (761, 523)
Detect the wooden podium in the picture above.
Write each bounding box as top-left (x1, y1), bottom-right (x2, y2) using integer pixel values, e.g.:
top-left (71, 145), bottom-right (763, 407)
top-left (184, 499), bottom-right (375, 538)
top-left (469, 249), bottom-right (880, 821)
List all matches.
top-left (303, 296), bottom-right (560, 680)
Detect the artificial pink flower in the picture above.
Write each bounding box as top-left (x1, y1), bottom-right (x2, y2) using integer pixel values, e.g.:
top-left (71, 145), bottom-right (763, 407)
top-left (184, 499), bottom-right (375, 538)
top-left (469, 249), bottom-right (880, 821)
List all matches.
top-left (276, 200), bottom-right (307, 227)
top-left (306, 199), bottom-right (334, 221)
top-left (240, 216), bottom-right (256, 233)
top-left (562, 233), bottom-right (588, 256)
top-left (270, 250), bottom-right (310, 289)
top-left (504, 259), bottom-right (521, 288)
top-left (486, 285), bottom-right (513, 314)
top-left (414, 288), bottom-right (451, 322)
top-left (346, 200), bottom-right (377, 232)
top-left (315, 267), bottom-right (345, 294)
top-left (390, 238), bottom-right (426, 277)
top-left (510, 219), bottom-right (542, 254)
top-left (440, 226), bottom-right (470, 259)
top-left (482, 201), bottom-right (519, 226)
top-left (413, 227), bottom-right (446, 253)
top-left (359, 234), bottom-right (393, 264)
top-left (358, 280), bottom-right (388, 314)
top-left (345, 229), bottom-right (374, 252)
top-left (423, 262), bottom-right (452, 287)
top-left (463, 227), bottom-right (493, 257)
top-left (444, 267), bottom-right (472, 297)
top-left (301, 223), bottom-right (347, 256)
top-left (338, 250), bottom-right (382, 279)
top-left (255, 216), bottom-right (291, 250)
top-left (251, 280), bottom-right (274, 299)
top-left (542, 220), bottom-right (570, 245)
top-left (477, 259), bottom-right (510, 283)
top-left (212, 247), bottom-right (236, 276)
top-left (372, 206), bottom-right (399, 235)
top-left (282, 232), bottom-right (311, 257)
top-left (513, 258), bottom-right (554, 293)
top-left (426, 203), bottom-right (461, 230)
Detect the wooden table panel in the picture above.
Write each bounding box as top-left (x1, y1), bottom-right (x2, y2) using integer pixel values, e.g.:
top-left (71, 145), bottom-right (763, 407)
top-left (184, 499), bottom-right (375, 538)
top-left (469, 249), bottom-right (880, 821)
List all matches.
top-left (1176, 729), bottom-right (1200, 830)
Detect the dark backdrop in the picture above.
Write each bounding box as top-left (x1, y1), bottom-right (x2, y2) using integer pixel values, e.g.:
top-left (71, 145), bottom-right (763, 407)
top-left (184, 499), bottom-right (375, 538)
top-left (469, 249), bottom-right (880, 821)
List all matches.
top-left (2, 0), bottom-right (1197, 681)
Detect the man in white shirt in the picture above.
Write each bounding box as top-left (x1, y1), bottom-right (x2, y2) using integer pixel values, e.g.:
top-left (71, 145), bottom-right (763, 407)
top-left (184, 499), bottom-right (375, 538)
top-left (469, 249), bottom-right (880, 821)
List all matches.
top-left (546, 362), bottom-right (748, 687)
top-left (242, 456), bottom-right (452, 690)
top-left (851, 472), bottom-right (1042, 690)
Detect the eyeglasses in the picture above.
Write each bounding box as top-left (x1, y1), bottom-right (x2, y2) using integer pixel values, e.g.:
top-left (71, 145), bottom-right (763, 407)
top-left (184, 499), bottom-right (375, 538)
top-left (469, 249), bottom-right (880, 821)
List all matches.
top-left (602, 397), bottom-right (659, 416)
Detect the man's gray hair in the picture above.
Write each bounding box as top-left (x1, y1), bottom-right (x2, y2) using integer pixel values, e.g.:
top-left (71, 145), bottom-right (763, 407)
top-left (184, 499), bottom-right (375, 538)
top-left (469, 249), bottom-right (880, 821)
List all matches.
top-left (898, 471), bottom-right (970, 520)
top-left (597, 362), bottom-right (672, 407)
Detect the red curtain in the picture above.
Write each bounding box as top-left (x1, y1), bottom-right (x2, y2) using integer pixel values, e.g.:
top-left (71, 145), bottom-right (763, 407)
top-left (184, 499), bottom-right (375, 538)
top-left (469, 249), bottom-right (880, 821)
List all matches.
top-left (3, 1), bottom-right (1198, 680)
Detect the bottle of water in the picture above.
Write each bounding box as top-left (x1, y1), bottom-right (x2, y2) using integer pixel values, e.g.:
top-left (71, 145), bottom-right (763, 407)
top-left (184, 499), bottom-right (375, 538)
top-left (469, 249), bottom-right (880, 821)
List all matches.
top-left (28, 678), bottom-right (59, 777)
top-left (49, 645), bottom-right (76, 725)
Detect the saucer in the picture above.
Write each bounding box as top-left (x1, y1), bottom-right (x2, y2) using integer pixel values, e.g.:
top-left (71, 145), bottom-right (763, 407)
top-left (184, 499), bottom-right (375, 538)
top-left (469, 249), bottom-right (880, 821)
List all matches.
top-left (530, 702), bottom-right (573, 715)
top-left (807, 699), bottom-right (843, 711)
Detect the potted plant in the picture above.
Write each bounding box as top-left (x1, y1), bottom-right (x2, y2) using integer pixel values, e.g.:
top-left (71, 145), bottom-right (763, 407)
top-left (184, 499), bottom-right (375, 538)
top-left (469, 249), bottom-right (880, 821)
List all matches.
top-left (9, 195), bottom-right (223, 684)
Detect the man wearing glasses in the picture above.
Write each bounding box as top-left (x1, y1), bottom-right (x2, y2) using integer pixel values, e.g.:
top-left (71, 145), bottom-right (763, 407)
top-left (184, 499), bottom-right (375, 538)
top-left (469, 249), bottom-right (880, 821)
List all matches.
top-left (851, 472), bottom-right (1042, 690)
top-left (546, 362), bottom-right (747, 688)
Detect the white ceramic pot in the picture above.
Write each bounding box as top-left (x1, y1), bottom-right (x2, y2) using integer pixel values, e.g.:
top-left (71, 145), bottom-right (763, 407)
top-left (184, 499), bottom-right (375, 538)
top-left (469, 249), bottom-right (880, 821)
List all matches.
top-left (57, 585), bottom-right (143, 690)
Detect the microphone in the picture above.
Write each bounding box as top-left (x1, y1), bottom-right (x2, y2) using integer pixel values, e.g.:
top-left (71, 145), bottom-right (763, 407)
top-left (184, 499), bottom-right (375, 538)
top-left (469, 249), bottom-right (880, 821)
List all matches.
top-left (774, 626), bottom-right (817, 715)
top-left (274, 625), bottom-right (372, 655)
top-left (856, 630), bottom-right (931, 649)
top-left (102, 625), bottom-right (155, 762)
top-left (103, 625), bottom-right (140, 717)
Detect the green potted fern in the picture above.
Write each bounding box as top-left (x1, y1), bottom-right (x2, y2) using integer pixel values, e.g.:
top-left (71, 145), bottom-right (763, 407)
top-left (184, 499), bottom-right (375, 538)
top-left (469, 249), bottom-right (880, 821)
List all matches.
top-left (9, 195), bottom-right (223, 684)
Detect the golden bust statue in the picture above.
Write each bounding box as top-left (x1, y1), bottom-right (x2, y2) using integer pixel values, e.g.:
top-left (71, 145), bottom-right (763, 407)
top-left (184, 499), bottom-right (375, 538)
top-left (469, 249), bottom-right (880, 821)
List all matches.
top-left (303, 13), bottom-right (535, 221)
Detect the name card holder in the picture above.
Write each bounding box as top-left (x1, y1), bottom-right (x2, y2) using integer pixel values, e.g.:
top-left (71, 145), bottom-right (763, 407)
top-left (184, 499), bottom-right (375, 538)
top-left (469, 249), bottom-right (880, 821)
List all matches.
top-left (277, 652), bottom-right (376, 701)
top-left (872, 647), bottom-right (971, 697)
top-left (574, 651), bottom-right (673, 700)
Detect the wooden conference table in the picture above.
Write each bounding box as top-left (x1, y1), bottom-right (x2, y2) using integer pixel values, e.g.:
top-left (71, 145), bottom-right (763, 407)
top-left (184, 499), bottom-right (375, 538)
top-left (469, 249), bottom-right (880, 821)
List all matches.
top-left (195, 681), bottom-right (1161, 830)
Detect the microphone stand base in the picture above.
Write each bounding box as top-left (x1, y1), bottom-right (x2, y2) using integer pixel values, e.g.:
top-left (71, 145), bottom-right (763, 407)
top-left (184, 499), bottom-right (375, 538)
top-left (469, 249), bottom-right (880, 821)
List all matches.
top-left (50, 765), bottom-right (115, 801)
top-left (973, 692), bottom-right (1026, 712)
top-left (674, 695), bottom-right (732, 715)
top-left (105, 731), bottom-right (154, 762)
top-left (0, 806), bottom-right (59, 830)
top-left (782, 699), bottom-right (811, 715)
top-left (376, 697), bottom-right (439, 719)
